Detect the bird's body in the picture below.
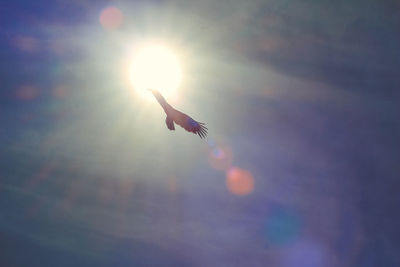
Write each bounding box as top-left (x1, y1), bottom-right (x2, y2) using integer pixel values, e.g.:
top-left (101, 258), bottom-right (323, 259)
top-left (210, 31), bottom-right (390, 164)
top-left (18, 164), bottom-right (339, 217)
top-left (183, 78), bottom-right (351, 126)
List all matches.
top-left (150, 90), bottom-right (208, 138)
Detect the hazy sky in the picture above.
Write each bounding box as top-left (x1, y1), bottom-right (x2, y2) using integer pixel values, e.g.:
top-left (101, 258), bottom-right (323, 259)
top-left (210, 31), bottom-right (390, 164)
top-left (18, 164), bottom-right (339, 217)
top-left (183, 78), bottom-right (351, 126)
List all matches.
top-left (1, 0), bottom-right (399, 266)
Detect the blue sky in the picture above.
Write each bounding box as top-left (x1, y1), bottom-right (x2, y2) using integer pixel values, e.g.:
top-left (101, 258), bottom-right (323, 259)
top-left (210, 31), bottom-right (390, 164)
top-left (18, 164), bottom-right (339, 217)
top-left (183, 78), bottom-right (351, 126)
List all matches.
top-left (1, 0), bottom-right (399, 266)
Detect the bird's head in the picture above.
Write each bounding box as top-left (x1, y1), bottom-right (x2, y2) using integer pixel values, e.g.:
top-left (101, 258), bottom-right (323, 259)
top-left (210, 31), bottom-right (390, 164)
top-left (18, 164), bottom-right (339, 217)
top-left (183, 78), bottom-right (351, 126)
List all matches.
top-left (147, 88), bottom-right (160, 96)
top-left (147, 88), bottom-right (158, 95)
top-left (147, 88), bottom-right (165, 103)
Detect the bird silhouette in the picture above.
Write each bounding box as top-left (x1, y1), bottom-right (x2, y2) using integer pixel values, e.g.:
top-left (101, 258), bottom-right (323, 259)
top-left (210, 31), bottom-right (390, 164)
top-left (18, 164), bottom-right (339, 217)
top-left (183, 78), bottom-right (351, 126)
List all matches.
top-left (149, 89), bottom-right (208, 138)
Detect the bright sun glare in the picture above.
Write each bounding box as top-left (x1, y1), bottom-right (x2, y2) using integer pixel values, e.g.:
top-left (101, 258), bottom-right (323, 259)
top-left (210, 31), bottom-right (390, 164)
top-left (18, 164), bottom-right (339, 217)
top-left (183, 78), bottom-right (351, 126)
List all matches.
top-left (130, 44), bottom-right (182, 99)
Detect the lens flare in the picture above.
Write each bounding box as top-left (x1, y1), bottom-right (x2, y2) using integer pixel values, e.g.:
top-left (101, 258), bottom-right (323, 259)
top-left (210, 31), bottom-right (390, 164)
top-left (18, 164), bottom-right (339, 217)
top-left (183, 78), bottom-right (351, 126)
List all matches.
top-left (13, 36), bottom-right (39, 52)
top-left (208, 144), bottom-right (233, 171)
top-left (212, 147), bottom-right (225, 159)
top-left (16, 85), bottom-right (39, 101)
top-left (99, 6), bottom-right (124, 30)
top-left (226, 167), bottom-right (254, 196)
top-left (264, 208), bottom-right (302, 246)
top-left (168, 176), bottom-right (178, 193)
top-left (52, 85), bottom-right (69, 99)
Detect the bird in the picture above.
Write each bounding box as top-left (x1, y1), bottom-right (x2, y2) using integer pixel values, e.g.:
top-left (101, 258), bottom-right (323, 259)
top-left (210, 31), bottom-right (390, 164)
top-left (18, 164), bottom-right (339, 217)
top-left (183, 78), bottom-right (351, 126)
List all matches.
top-left (149, 89), bottom-right (208, 138)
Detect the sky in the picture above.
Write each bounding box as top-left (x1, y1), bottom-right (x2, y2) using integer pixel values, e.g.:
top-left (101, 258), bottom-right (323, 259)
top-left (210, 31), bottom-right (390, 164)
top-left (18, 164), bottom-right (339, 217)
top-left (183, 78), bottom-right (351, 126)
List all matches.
top-left (1, 0), bottom-right (400, 266)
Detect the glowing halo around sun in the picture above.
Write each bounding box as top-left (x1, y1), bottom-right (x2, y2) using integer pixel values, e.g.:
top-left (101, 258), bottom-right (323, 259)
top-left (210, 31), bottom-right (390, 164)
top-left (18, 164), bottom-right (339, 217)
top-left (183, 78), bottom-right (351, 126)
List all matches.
top-left (130, 44), bottom-right (182, 100)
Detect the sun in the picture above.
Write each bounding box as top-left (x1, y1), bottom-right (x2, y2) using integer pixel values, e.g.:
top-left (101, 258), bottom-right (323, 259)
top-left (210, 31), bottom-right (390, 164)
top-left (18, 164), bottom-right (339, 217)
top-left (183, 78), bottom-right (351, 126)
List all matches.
top-left (130, 44), bottom-right (182, 100)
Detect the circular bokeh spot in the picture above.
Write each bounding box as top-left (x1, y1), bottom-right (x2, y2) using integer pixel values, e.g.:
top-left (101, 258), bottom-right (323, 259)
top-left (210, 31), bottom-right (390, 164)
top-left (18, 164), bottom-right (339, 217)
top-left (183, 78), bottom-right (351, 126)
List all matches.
top-left (226, 167), bottom-right (254, 196)
top-left (99, 6), bottom-right (124, 30)
top-left (16, 85), bottom-right (39, 101)
top-left (264, 208), bottom-right (302, 246)
top-left (208, 144), bottom-right (233, 171)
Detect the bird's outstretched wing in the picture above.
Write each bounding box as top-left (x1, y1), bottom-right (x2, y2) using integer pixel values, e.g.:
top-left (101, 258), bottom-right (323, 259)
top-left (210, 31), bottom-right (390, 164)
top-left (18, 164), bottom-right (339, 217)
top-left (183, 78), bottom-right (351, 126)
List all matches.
top-left (173, 111), bottom-right (208, 138)
top-left (149, 89), bottom-right (207, 138)
top-left (165, 116), bottom-right (175, 130)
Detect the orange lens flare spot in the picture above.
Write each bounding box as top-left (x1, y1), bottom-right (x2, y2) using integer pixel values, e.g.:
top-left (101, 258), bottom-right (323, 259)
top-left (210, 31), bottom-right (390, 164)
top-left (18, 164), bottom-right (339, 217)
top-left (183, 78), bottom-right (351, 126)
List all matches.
top-left (226, 167), bottom-right (255, 196)
top-left (13, 36), bottom-right (39, 52)
top-left (52, 85), bottom-right (69, 99)
top-left (16, 85), bottom-right (39, 100)
top-left (99, 7), bottom-right (124, 30)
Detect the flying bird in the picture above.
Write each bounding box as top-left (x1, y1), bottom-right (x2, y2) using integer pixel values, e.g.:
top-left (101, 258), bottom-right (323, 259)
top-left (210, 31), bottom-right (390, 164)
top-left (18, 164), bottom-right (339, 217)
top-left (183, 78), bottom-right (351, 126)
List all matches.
top-left (149, 89), bottom-right (208, 138)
